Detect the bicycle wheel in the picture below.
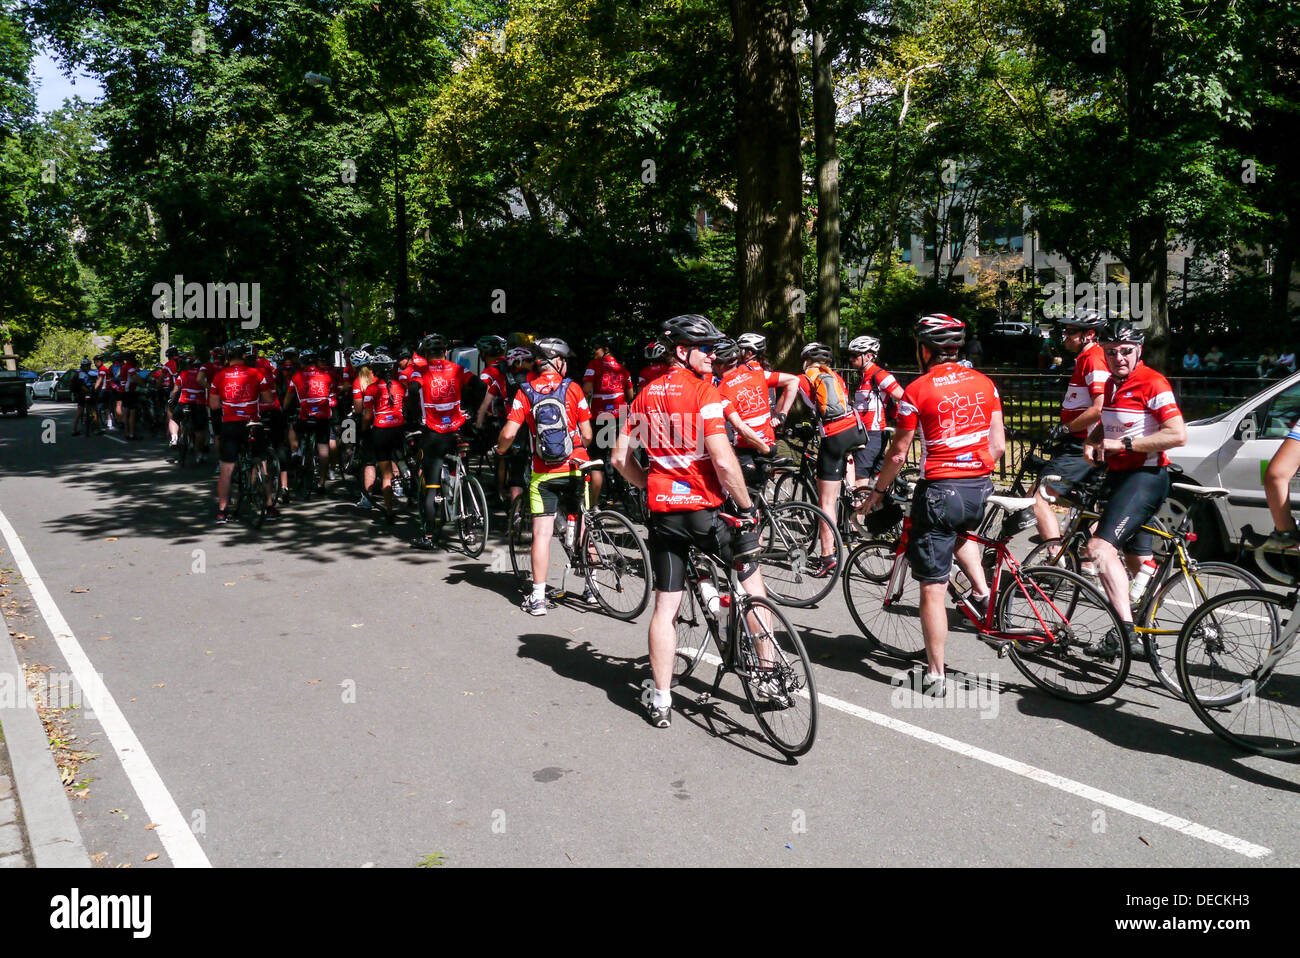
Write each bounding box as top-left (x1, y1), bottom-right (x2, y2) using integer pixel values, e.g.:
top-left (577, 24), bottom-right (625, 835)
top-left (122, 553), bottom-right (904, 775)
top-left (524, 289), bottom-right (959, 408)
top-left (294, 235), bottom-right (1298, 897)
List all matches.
top-left (771, 470), bottom-right (815, 505)
top-left (507, 495), bottom-right (533, 583)
top-left (250, 461), bottom-right (270, 529)
top-left (1021, 535), bottom-right (1079, 571)
top-left (582, 510), bottom-right (652, 620)
top-left (757, 501), bottom-right (841, 606)
top-left (1142, 561), bottom-right (1263, 700)
top-left (673, 578), bottom-right (715, 686)
top-left (737, 595), bottom-right (818, 756)
top-left (841, 539), bottom-right (926, 660)
top-left (229, 459), bottom-right (249, 517)
top-left (175, 429), bottom-right (190, 468)
top-left (456, 474), bottom-right (489, 557)
top-left (998, 566), bottom-right (1130, 702)
top-left (1176, 590), bottom-right (1300, 756)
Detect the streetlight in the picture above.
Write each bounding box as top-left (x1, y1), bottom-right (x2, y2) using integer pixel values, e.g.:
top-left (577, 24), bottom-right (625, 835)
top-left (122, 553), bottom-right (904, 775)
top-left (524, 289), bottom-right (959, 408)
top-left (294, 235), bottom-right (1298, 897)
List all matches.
top-left (303, 71), bottom-right (411, 340)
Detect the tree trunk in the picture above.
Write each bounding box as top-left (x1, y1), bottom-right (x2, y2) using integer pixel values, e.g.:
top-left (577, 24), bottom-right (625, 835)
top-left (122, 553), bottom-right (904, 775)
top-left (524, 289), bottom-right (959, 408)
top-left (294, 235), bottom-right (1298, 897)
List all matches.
top-left (729, 0), bottom-right (805, 370)
top-left (812, 27), bottom-right (841, 356)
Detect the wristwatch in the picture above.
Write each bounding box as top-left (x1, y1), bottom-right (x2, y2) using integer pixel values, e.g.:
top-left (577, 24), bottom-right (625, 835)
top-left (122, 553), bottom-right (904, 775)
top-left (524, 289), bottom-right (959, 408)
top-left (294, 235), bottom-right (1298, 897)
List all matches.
top-left (1122, 437), bottom-right (1133, 452)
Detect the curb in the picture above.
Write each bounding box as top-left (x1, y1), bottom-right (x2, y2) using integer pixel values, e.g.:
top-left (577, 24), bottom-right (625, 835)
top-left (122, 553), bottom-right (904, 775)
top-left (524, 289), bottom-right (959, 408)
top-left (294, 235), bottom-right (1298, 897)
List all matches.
top-left (0, 624), bottom-right (90, 868)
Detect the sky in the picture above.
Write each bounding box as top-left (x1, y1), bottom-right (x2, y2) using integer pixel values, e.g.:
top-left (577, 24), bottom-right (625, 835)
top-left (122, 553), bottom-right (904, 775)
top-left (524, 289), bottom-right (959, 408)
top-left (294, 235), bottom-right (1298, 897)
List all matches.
top-left (28, 49), bottom-right (103, 114)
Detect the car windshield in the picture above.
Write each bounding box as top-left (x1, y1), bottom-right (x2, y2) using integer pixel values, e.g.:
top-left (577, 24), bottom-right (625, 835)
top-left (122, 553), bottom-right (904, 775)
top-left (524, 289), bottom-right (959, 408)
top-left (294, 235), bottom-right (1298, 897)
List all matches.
top-left (1189, 372), bottom-right (1300, 425)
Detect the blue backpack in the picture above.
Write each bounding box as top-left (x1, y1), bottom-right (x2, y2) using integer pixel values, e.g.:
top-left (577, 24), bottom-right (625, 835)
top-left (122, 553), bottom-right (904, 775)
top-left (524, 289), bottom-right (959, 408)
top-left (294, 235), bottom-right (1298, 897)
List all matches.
top-left (520, 378), bottom-right (574, 464)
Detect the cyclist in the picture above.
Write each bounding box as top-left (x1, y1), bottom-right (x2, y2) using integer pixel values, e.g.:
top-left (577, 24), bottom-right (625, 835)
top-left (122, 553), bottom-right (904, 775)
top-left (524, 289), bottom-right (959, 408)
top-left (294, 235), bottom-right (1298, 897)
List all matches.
top-left (637, 341), bottom-right (670, 391)
top-left (160, 346), bottom-right (182, 449)
top-left (582, 333), bottom-right (634, 509)
top-left (1031, 309), bottom-right (1109, 547)
top-left (411, 333), bottom-right (476, 550)
top-left (172, 355), bottom-right (209, 462)
top-left (798, 342), bottom-right (866, 576)
top-left (71, 359), bottom-right (97, 436)
top-left (351, 350), bottom-right (380, 510)
top-left (611, 314), bottom-right (764, 729)
top-left (845, 335), bottom-right (905, 527)
top-left (286, 348), bottom-right (335, 490)
top-left (711, 338), bottom-right (794, 488)
top-left (362, 352), bottom-right (406, 525)
top-left (1263, 419), bottom-right (1300, 548)
top-left (93, 354), bottom-right (113, 430)
top-left (480, 346), bottom-right (535, 505)
top-left (472, 334), bottom-right (511, 495)
top-left (863, 315), bottom-right (1005, 696)
top-left (1081, 320), bottom-right (1187, 660)
top-left (201, 347), bottom-right (226, 460)
top-left (208, 341), bottom-right (277, 524)
top-left (495, 338), bottom-right (598, 613)
top-left (250, 346), bottom-right (290, 502)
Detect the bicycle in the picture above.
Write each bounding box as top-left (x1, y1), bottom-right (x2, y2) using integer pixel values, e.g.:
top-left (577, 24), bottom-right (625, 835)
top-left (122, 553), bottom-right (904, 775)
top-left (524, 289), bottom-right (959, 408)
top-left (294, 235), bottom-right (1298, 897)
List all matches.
top-left (411, 434), bottom-right (490, 556)
top-left (742, 454), bottom-right (843, 607)
top-left (172, 404), bottom-right (204, 467)
top-left (1173, 530), bottom-right (1300, 757)
top-left (506, 460), bottom-right (651, 619)
top-left (671, 522), bottom-right (818, 757)
top-left (227, 423), bottom-right (275, 529)
top-left (842, 490), bottom-right (1131, 702)
top-left (1023, 472), bottom-right (1260, 698)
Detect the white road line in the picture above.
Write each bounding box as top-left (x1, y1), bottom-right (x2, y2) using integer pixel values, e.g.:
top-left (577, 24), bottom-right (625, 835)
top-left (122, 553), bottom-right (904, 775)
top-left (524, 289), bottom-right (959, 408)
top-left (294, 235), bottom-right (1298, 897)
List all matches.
top-left (690, 649), bottom-right (1271, 859)
top-left (103, 433), bottom-right (127, 445)
top-left (0, 508), bottom-right (212, 868)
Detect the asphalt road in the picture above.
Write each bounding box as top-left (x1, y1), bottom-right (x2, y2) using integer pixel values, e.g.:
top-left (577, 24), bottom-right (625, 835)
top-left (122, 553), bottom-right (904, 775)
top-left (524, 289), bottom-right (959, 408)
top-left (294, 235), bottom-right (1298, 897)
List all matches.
top-left (0, 401), bottom-right (1296, 868)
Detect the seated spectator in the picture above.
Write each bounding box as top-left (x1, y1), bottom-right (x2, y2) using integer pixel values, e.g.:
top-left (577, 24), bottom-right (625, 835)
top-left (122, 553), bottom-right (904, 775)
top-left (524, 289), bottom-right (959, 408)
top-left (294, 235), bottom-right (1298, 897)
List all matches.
top-left (1259, 349), bottom-right (1278, 377)
top-left (1181, 346), bottom-right (1201, 372)
top-left (1276, 350), bottom-right (1297, 375)
top-left (1203, 345), bottom-right (1224, 371)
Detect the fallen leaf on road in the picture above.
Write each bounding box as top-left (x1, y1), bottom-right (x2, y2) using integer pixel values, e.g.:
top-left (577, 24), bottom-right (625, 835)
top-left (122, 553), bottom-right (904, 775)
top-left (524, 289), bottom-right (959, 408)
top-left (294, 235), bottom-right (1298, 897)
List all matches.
top-left (145, 824), bottom-right (158, 830)
top-left (306, 679), bottom-right (320, 684)
top-left (151, 683), bottom-right (164, 688)
top-left (144, 853), bottom-right (158, 862)
top-left (71, 587), bottom-right (89, 593)
top-left (205, 650), bottom-right (214, 654)
top-left (351, 623), bottom-right (363, 628)
top-left (104, 537), bottom-right (118, 541)
top-left (97, 636), bottom-right (110, 641)
top-left (108, 809), bottom-right (128, 819)
top-left (90, 853), bottom-right (106, 864)
top-left (1139, 836), bottom-right (1150, 846)
top-left (223, 582), bottom-right (235, 587)
top-left (131, 617), bottom-right (141, 621)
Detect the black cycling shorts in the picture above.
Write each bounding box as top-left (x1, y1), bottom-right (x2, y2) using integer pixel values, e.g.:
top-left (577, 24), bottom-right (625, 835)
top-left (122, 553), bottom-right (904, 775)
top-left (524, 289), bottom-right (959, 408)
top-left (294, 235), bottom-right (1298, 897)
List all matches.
top-left (1038, 440), bottom-right (1100, 502)
top-left (817, 420), bottom-right (867, 481)
top-left (852, 430), bottom-right (888, 481)
top-left (506, 451), bottom-right (529, 490)
top-left (418, 427), bottom-right (463, 485)
top-left (735, 449), bottom-right (769, 492)
top-left (907, 476), bottom-right (994, 583)
top-left (219, 421), bottom-right (268, 463)
top-left (209, 408), bottom-right (223, 436)
top-left (263, 408), bottom-right (286, 450)
top-left (297, 417), bottom-right (331, 447)
top-left (648, 508), bottom-right (755, 593)
top-left (588, 414), bottom-right (619, 471)
top-left (529, 473), bottom-right (588, 518)
top-left (1094, 466), bottom-right (1169, 556)
top-left (121, 391), bottom-right (139, 409)
top-left (371, 425), bottom-right (405, 463)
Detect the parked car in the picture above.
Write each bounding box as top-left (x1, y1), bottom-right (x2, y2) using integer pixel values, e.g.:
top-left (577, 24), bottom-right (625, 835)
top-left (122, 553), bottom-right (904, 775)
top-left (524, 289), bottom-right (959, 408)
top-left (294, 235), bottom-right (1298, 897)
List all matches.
top-left (989, 321), bottom-right (1034, 337)
top-left (0, 369), bottom-right (30, 416)
top-left (1165, 370), bottom-right (1300, 554)
top-left (31, 369), bottom-right (72, 401)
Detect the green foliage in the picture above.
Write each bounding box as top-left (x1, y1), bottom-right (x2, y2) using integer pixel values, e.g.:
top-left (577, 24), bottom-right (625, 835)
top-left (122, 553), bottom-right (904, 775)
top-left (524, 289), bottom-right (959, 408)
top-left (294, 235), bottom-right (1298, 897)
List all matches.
top-left (24, 327), bottom-right (93, 370)
top-left (108, 327), bottom-right (160, 362)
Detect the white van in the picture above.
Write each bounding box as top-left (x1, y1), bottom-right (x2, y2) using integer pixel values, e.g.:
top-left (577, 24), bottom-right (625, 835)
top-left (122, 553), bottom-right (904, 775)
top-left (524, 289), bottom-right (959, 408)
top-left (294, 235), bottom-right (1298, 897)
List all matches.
top-left (1166, 371), bottom-right (1300, 553)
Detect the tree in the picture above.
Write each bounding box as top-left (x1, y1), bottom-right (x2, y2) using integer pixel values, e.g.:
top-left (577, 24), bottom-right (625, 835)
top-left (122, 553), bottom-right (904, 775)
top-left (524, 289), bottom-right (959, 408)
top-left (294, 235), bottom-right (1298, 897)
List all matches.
top-left (25, 327), bottom-right (93, 369)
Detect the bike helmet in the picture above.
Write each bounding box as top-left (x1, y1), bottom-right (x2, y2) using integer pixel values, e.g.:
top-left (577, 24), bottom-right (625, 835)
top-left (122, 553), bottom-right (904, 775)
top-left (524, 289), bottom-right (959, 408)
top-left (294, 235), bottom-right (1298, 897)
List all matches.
top-left (369, 353), bottom-right (396, 377)
top-left (801, 342), bottom-right (833, 364)
top-left (299, 348), bottom-right (317, 364)
top-left (351, 349), bottom-right (372, 367)
top-left (507, 346), bottom-right (533, 367)
top-left (848, 335), bottom-right (881, 355)
top-left (660, 313), bottom-right (724, 346)
top-left (210, 346), bottom-right (225, 359)
top-left (475, 334), bottom-right (507, 357)
top-left (914, 314), bottom-right (966, 350)
top-left (533, 337), bottom-right (571, 367)
top-left (225, 340), bottom-right (249, 359)
top-left (1101, 319), bottom-right (1145, 345)
top-left (396, 344), bottom-right (414, 362)
top-left (644, 340), bottom-right (666, 362)
top-left (712, 338), bottom-right (740, 365)
top-left (737, 332), bottom-right (767, 356)
top-left (591, 333), bottom-right (616, 351)
top-left (165, 346), bottom-right (179, 358)
top-left (418, 333), bottom-right (448, 357)
top-left (80, 359), bottom-right (91, 370)
top-left (1057, 308), bottom-right (1106, 330)
top-left (281, 346), bottom-right (299, 361)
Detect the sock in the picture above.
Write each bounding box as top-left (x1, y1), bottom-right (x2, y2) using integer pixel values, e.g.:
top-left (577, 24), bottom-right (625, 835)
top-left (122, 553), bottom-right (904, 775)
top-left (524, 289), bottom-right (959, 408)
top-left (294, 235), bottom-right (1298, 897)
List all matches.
top-left (653, 687), bottom-right (672, 709)
top-left (970, 591), bottom-right (989, 603)
top-left (532, 583), bottom-right (546, 601)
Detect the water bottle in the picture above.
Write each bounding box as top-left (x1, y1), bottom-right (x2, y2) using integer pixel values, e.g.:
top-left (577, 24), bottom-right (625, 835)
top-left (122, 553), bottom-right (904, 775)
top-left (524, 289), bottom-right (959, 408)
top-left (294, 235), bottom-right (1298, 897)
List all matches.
top-left (564, 514), bottom-right (577, 554)
top-left (697, 577), bottom-right (722, 617)
top-left (1129, 557), bottom-right (1159, 603)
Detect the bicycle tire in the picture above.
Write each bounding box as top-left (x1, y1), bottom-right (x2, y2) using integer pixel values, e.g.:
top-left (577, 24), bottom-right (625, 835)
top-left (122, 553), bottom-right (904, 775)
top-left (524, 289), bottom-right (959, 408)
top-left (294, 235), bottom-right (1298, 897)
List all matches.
top-left (736, 595), bottom-right (818, 756)
top-left (1021, 535), bottom-right (1080, 572)
top-left (758, 501), bottom-right (841, 606)
top-left (841, 539), bottom-right (926, 660)
top-left (582, 510), bottom-right (652, 620)
top-left (250, 461), bottom-right (269, 529)
top-left (507, 495), bottom-right (533, 583)
top-left (456, 474), bottom-right (490, 557)
top-left (1141, 561), bottom-right (1263, 700)
top-left (998, 565), bottom-right (1130, 702)
top-left (175, 429), bottom-right (190, 468)
top-left (229, 459), bottom-right (249, 517)
top-left (672, 582), bottom-right (714, 686)
top-left (1176, 589), bottom-right (1300, 756)
top-left (771, 470), bottom-right (815, 505)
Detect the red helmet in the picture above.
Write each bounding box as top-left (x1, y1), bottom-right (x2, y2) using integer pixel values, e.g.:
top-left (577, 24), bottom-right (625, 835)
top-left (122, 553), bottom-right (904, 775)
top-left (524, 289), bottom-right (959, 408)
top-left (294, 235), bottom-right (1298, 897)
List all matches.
top-left (914, 314), bottom-right (966, 349)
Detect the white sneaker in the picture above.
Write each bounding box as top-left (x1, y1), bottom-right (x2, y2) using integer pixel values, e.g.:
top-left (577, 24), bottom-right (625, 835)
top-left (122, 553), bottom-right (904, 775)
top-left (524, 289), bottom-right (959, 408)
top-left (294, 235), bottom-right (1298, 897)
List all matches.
top-left (357, 494), bottom-right (374, 510)
top-left (521, 594), bottom-right (548, 616)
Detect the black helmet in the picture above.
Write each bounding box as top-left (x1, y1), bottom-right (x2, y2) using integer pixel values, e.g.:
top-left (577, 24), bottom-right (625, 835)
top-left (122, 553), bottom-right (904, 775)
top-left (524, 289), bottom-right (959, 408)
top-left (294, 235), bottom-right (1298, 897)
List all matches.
top-left (299, 348), bottom-right (317, 364)
top-left (533, 338), bottom-right (571, 366)
top-left (660, 313), bottom-right (724, 346)
top-left (591, 333), bottom-right (616, 351)
top-left (475, 334), bottom-right (506, 357)
top-left (282, 346), bottom-right (299, 360)
top-left (418, 333), bottom-right (448, 357)
top-left (1057, 308), bottom-right (1106, 330)
top-left (165, 346), bottom-right (179, 358)
top-left (369, 353), bottom-right (396, 377)
top-left (914, 314), bottom-right (966, 350)
top-left (396, 344), bottom-right (413, 361)
top-left (713, 338), bottom-right (740, 365)
top-left (1101, 319), bottom-right (1145, 345)
top-left (801, 342), bottom-right (833, 364)
top-left (80, 358), bottom-right (91, 370)
top-left (225, 340), bottom-right (249, 359)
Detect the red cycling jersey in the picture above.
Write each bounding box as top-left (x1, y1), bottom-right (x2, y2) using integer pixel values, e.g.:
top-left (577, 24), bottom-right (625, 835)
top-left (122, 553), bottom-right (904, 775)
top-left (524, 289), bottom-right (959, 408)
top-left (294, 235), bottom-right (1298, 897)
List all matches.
top-left (201, 361), bottom-right (225, 403)
top-left (255, 360), bottom-right (280, 413)
top-left (417, 359), bottom-right (475, 432)
top-left (638, 363), bottom-right (669, 390)
top-left (798, 365), bottom-right (861, 437)
top-left (853, 362), bottom-right (900, 432)
top-left (209, 364), bottom-right (266, 423)
top-left (149, 365), bottom-right (175, 390)
top-left (352, 380), bottom-right (375, 415)
top-left (177, 368), bottom-right (205, 405)
top-left (583, 355), bottom-right (632, 418)
top-left (717, 364), bottom-right (781, 450)
top-left (1100, 363), bottom-right (1180, 470)
top-left (623, 366), bottom-right (728, 512)
top-left (480, 361), bottom-right (509, 417)
top-left (365, 379), bottom-right (406, 428)
top-left (1061, 341), bottom-right (1110, 437)
top-left (289, 366), bottom-right (335, 419)
top-left (506, 371), bottom-right (591, 476)
top-left (897, 362), bottom-right (1002, 480)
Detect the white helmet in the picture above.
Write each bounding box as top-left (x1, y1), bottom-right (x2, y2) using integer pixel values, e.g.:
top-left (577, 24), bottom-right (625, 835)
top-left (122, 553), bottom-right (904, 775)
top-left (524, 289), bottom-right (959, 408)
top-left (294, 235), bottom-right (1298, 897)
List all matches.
top-left (848, 335), bottom-right (880, 356)
top-left (507, 346), bottom-right (532, 367)
top-left (737, 332), bottom-right (766, 356)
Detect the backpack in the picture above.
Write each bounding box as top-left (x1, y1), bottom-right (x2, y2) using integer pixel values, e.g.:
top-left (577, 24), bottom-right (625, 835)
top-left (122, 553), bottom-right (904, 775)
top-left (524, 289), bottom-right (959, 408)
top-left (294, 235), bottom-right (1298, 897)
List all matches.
top-left (804, 365), bottom-right (851, 421)
top-left (520, 378), bottom-right (574, 464)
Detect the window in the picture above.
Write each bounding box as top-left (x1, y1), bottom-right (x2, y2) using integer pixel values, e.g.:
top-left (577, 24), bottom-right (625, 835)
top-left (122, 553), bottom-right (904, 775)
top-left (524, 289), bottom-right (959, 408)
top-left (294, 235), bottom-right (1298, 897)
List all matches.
top-left (1259, 381), bottom-right (1300, 440)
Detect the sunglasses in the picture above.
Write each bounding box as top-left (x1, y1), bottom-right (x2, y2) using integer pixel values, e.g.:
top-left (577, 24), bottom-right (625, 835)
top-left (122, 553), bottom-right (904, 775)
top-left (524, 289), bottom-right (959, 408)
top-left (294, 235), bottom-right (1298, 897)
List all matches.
top-left (691, 343), bottom-right (718, 355)
top-left (1104, 346), bottom-right (1140, 357)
